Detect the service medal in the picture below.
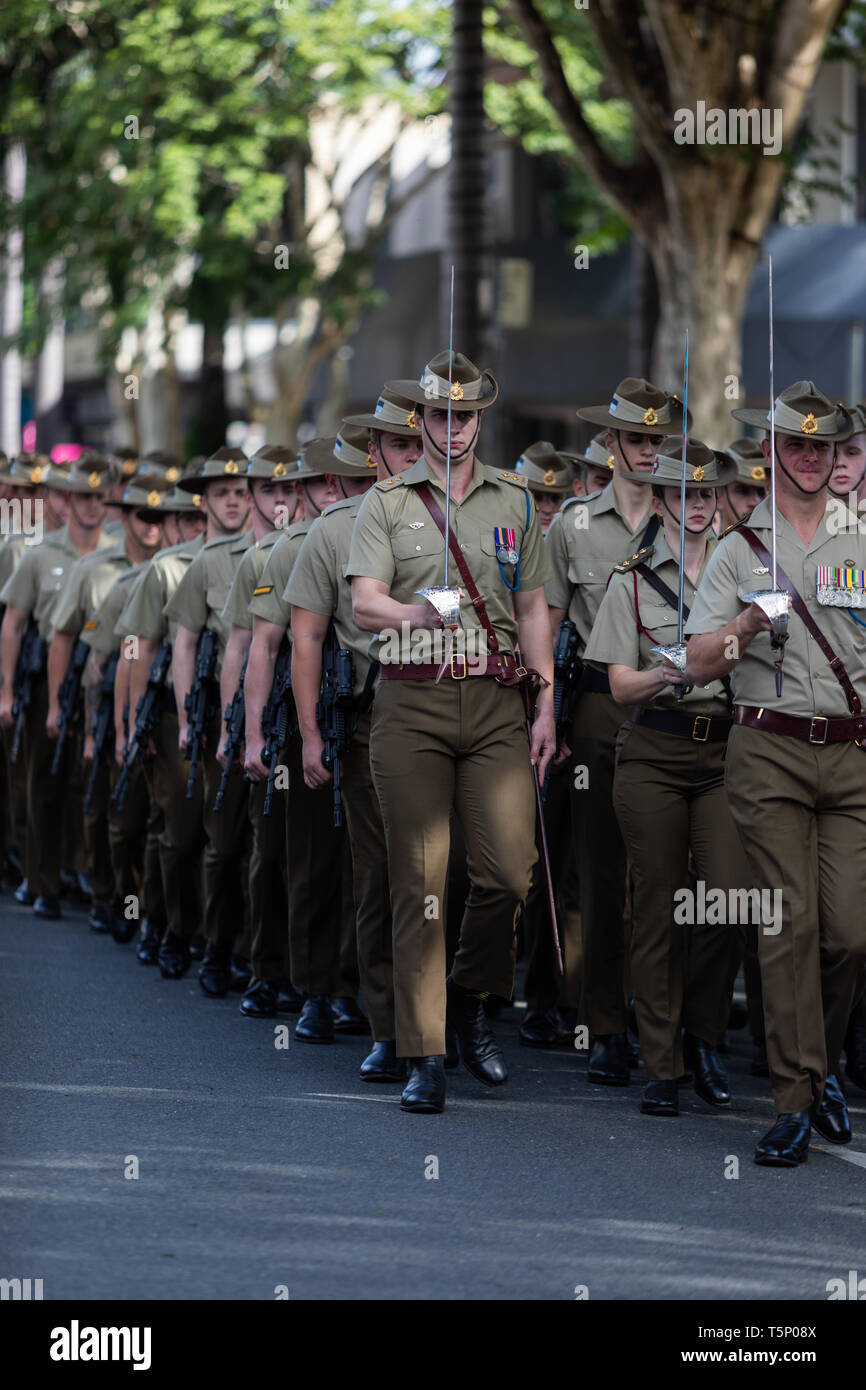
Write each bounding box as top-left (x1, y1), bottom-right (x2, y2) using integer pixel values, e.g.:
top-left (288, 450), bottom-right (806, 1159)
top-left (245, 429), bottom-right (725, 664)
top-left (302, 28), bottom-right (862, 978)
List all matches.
top-left (494, 526), bottom-right (519, 565)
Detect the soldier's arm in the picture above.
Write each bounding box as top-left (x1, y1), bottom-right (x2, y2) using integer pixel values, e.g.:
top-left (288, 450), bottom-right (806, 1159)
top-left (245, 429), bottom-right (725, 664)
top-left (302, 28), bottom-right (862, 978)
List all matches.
top-left (686, 606), bottom-right (771, 686)
top-left (129, 636), bottom-right (159, 745)
top-left (82, 648), bottom-right (103, 762)
top-left (243, 614), bottom-right (283, 783)
top-left (218, 625), bottom-right (251, 766)
top-left (0, 604), bottom-right (27, 724)
top-left (350, 577), bottom-right (440, 633)
top-left (290, 607), bottom-right (331, 790)
top-left (172, 625), bottom-right (198, 752)
top-left (514, 585), bottom-right (556, 782)
top-left (547, 604), bottom-right (566, 639)
top-left (46, 630), bottom-right (76, 739)
top-left (608, 662), bottom-right (682, 705)
top-left (114, 647), bottom-right (130, 764)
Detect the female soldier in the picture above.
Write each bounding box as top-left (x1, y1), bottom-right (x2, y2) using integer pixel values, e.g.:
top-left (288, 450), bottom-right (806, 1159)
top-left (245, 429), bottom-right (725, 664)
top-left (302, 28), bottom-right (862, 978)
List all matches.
top-left (584, 438), bottom-right (750, 1117)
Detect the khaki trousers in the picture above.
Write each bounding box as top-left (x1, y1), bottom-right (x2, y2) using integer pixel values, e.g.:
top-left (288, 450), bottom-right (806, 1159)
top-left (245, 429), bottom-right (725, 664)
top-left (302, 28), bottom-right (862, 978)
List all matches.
top-left (24, 676), bottom-right (75, 899)
top-left (1, 723), bottom-right (28, 861)
top-left (614, 724), bottom-right (747, 1081)
top-left (247, 776), bottom-right (289, 982)
top-left (570, 691), bottom-right (630, 1034)
top-left (283, 729), bottom-right (347, 994)
top-left (725, 726), bottom-right (866, 1112)
top-left (370, 677), bottom-right (537, 1058)
top-left (150, 710), bottom-right (206, 943)
top-left (341, 708), bottom-right (394, 1039)
top-left (201, 712), bottom-right (250, 956)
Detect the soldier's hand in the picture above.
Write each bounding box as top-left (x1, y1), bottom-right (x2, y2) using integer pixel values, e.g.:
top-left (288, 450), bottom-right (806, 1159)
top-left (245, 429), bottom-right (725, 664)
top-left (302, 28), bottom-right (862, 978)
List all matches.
top-left (45, 704), bottom-right (61, 740)
top-left (0, 697), bottom-right (14, 729)
top-left (410, 601), bottom-right (444, 631)
top-left (530, 706), bottom-right (557, 785)
top-left (177, 721), bottom-right (190, 755)
top-left (84, 734), bottom-right (95, 762)
top-left (114, 736), bottom-right (125, 767)
top-left (741, 601), bottom-right (783, 637)
top-left (658, 660), bottom-right (685, 686)
top-left (302, 733), bottom-right (331, 790)
top-left (554, 738), bottom-right (571, 767)
top-left (244, 740), bottom-right (269, 783)
top-left (216, 739), bottom-right (229, 769)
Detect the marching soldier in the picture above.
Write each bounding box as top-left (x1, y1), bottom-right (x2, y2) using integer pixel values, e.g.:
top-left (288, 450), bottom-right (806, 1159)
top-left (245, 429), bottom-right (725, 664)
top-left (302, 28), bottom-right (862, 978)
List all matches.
top-left (0, 453), bottom-right (116, 918)
top-left (287, 405), bottom-right (422, 1078)
top-left (829, 403), bottom-right (866, 503)
top-left (581, 432), bottom-right (617, 497)
top-left (164, 447), bottom-right (253, 996)
top-left (347, 350), bottom-right (555, 1113)
top-left (546, 378), bottom-right (688, 1086)
top-left (217, 445), bottom-right (301, 1018)
top-left (116, 471), bottom-right (208, 970)
top-left (715, 438), bottom-right (769, 533)
top-left (584, 439), bottom-right (749, 1116)
top-left (47, 474), bottom-right (168, 933)
top-left (243, 436), bottom-right (366, 1042)
top-left (686, 382), bottom-right (866, 1165)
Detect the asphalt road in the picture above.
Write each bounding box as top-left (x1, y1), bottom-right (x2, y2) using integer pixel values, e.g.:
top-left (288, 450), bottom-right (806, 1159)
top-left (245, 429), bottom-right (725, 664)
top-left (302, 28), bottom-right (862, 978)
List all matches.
top-left (1, 890), bottom-right (864, 1303)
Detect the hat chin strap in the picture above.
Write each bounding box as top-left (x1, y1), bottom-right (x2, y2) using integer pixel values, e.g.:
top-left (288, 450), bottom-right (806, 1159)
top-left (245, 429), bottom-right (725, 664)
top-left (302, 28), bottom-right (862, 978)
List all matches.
top-left (420, 413), bottom-right (481, 471)
top-left (828, 458), bottom-right (866, 498)
top-left (662, 494), bottom-right (715, 536)
top-left (772, 440), bottom-right (835, 496)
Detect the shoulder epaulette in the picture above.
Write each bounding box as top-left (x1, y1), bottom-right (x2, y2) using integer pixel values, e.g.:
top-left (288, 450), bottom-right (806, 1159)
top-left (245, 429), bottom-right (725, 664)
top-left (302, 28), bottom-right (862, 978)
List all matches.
top-left (613, 544), bottom-right (655, 574)
top-left (499, 470), bottom-right (528, 488)
top-left (375, 473), bottom-right (405, 491)
top-left (561, 490), bottom-right (601, 512)
top-left (204, 533), bottom-right (237, 550)
top-left (720, 518), bottom-right (746, 539)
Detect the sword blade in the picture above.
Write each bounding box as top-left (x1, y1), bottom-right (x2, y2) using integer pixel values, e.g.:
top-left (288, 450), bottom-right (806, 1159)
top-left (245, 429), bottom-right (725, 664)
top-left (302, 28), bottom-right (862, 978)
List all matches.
top-left (677, 327), bottom-right (689, 645)
top-left (768, 255), bottom-right (777, 591)
top-left (444, 263), bottom-right (455, 588)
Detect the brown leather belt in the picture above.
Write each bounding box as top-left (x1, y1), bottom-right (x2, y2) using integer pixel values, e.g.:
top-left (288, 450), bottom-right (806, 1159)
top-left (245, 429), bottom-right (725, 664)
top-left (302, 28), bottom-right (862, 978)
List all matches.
top-left (636, 709), bottom-right (732, 743)
top-left (379, 652), bottom-right (523, 682)
top-left (735, 704), bottom-right (866, 745)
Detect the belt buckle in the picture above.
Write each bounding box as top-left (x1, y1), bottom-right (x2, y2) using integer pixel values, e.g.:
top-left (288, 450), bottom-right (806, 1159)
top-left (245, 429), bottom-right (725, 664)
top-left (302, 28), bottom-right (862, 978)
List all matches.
top-left (450, 652), bottom-right (467, 680)
top-left (809, 715), bottom-right (829, 745)
top-left (691, 715), bottom-right (710, 742)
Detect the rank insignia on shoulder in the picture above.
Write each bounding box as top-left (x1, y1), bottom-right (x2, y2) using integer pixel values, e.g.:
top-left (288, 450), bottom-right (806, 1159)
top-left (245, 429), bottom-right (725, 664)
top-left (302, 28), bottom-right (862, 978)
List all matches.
top-left (83, 620), bottom-right (99, 631)
top-left (376, 474), bottom-right (404, 490)
top-left (720, 518), bottom-right (746, 538)
top-left (252, 585), bottom-right (273, 596)
top-left (499, 470), bottom-right (527, 486)
top-left (613, 544), bottom-right (654, 574)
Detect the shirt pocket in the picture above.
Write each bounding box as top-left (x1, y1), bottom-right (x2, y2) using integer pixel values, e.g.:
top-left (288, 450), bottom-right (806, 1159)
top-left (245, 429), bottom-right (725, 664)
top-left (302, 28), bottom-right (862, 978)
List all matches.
top-left (566, 558), bottom-right (609, 593)
top-left (391, 528), bottom-right (444, 562)
top-left (206, 582), bottom-right (230, 618)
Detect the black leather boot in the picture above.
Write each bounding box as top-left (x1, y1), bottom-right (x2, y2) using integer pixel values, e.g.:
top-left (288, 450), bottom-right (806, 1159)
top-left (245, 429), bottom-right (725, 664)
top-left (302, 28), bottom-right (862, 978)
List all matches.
top-left (360, 1040), bottom-right (407, 1083)
top-left (811, 1073), bottom-right (851, 1145)
top-left (640, 1080), bottom-right (679, 1116)
top-left (445, 975), bottom-right (507, 1086)
top-left (754, 1110), bottom-right (811, 1166)
top-left (684, 1031), bottom-right (731, 1106)
top-left (295, 994), bottom-right (335, 1043)
top-left (400, 1057), bottom-right (446, 1112)
top-left (587, 1033), bottom-right (629, 1086)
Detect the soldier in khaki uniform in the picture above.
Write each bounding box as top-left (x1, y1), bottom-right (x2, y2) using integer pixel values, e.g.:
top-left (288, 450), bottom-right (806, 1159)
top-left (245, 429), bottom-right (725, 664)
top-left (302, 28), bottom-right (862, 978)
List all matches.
top-left (243, 439), bottom-right (365, 1042)
top-left (546, 378), bottom-right (689, 1086)
top-left (165, 447), bottom-right (252, 995)
top-left (72, 475), bottom-right (174, 943)
top-left (48, 474), bottom-right (168, 933)
top-left (585, 440), bottom-right (750, 1116)
top-left (0, 453), bottom-right (116, 917)
top-left (686, 382), bottom-right (866, 1166)
top-left (715, 438), bottom-right (769, 534)
top-left (507, 443), bottom-right (583, 1048)
top-left (348, 350), bottom-right (555, 1114)
top-left (288, 407), bottom-right (422, 1079)
top-left (117, 474), bottom-right (207, 970)
top-left (217, 446), bottom-right (301, 1018)
top-left (829, 402), bottom-right (866, 503)
top-left (579, 432), bottom-right (617, 498)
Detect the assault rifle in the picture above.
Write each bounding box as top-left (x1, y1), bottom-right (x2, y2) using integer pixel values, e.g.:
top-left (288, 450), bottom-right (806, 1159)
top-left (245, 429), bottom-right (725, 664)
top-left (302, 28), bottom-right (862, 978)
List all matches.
top-left (113, 640), bottom-right (172, 813)
top-left (184, 629), bottom-right (219, 799)
top-left (317, 624), bottom-right (355, 828)
top-left (83, 651), bottom-right (120, 813)
top-left (262, 638), bottom-right (293, 817)
top-left (11, 617), bottom-right (47, 763)
top-left (214, 652), bottom-right (248, 813)
top-left (51, 637), bottom-right (90, 775)
top-left (542, 617), bottom-right (581, 803)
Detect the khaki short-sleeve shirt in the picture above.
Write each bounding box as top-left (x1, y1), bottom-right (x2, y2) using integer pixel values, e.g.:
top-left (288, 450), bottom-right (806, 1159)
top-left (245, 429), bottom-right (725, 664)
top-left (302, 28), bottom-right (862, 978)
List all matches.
top-left (346, 454), bottom-right (549, 659)
top-left (545, 484), bottom-right (653, 655)
top-left (222, 529), bottom-right (282, 631)
top-left (51, 542), bottom-right (131, 638)
top-left (285, 496), bottom-right (372, 695)
top-left (118, 534), bottom-right (205, 647)
top-left (164, 530), bottom-right (253, 655)
top-left (585, 532), bottom-right (730, 716)
top-left (247, 520), bottom-right (313, 631)
top-left (685, 496), bottom-right (866, 718)
top-left (0, 525), bottom-right (114, 639)
top-left (83, 563), bottom-right (148, 656)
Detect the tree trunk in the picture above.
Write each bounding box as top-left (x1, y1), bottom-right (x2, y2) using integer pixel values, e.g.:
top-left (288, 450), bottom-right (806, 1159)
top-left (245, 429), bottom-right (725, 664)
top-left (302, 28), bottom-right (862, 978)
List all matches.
top-left (35, 255), bottom-right (67, 453)
top-left (450, 0), bottom-right (486, 358)
top-left (0, 140), bottom-right (26, 458)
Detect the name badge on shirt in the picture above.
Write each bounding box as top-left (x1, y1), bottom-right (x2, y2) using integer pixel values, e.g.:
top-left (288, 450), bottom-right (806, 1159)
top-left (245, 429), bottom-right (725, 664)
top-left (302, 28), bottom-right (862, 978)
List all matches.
top-left (816, 564), bottom-right (866, 608)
